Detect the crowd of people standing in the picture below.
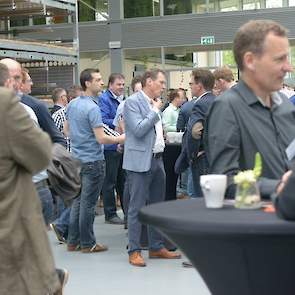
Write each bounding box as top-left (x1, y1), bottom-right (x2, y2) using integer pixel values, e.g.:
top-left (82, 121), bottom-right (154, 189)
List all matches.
top-left (1, 18), bottom-right (295, 294)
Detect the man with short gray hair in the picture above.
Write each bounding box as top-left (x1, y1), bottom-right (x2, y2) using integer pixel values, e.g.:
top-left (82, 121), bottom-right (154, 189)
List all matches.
top-left (51, 87), bottom-right (67, 115)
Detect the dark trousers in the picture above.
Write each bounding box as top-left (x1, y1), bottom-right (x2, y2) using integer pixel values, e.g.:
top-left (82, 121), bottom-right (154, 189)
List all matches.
top-left (163, 144), bottom-right (181, 201)
top-left (127, 157), bottom-right (166, 253)
top-left (190, 153), bottom-right (209, 198)
top-left (116, 155), bottom-right (125, 214)
top-left (102, 150), bottom-right (124, 220)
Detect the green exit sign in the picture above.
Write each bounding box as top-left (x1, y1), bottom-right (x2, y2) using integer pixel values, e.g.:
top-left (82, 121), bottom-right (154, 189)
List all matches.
top-left (201, 36), bottom-right (215, 45)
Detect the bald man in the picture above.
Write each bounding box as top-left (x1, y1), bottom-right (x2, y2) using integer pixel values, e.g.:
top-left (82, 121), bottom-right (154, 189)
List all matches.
top-left (0, 58), bottom-right (66, 146)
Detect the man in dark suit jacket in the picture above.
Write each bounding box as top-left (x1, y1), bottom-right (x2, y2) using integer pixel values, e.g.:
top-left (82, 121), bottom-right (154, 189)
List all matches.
top-left (176, 98), bottom-right (196, 132)
top-left (186, 69), bottom-right (215, 197)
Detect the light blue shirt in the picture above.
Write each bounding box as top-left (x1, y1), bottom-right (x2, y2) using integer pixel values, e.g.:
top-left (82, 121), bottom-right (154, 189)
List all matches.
top-left (113, 100), bottom-right (125, 127)
top-left (66, 96), bottom-right (104, 163)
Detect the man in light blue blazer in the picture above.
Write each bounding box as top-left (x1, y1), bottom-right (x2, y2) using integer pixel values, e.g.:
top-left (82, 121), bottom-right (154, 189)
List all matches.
top-left (123, 69), bottom-right (181, 267)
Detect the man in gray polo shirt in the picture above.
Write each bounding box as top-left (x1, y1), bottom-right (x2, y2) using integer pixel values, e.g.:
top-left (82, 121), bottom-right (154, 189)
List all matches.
top-left (205, 20), bottom-right (295, 198)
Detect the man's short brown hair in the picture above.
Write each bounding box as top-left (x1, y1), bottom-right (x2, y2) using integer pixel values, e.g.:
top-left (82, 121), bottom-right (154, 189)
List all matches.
top-left (108, 73), bottom-right (125, 87)
top-left (142, 69), bottom-right (165, 88)
top-left (213, 66), bottom-right (234, 82)
top-left (233, 20), bottom-right (288, 71)
top-left (67, 85), bottom-right (82, 100)
top-left (192, 68), bottom-right (215, 91)
top-left (131, 75), bottom-right (142, 92)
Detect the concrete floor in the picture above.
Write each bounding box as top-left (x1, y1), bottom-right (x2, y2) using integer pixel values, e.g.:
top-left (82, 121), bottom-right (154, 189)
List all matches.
top-left (49, 212), bottom-right (211, 295)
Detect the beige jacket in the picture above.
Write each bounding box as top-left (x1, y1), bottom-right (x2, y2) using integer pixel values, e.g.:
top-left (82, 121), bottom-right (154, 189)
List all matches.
top-left (0, 88), bottom-right (59, 295)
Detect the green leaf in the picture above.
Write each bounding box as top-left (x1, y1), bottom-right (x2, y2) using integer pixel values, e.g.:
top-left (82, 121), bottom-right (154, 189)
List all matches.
top-left (253, 153), bottom-right (262, 179)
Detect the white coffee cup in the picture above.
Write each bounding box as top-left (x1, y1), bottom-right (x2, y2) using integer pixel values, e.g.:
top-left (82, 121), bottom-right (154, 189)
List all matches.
top-left (200, 174), bottom-right (227, 208)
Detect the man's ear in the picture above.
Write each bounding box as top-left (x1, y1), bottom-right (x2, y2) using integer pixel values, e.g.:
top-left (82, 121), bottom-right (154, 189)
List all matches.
top-left (85, 80), bottom-right (90, 88)
top-left (243, 51), bottom-right (255, 71)
top-left (146, 77), bottom-right (152, 87)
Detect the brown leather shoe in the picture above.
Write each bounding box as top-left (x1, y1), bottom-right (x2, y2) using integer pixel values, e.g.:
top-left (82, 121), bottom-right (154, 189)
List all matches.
top-left (81, 243), bottom-right (108, 253)
top-left (129, 251), bottom-right (146, 267)
top-left (67, 244), bottom-right (80, 252)
top-left (149, 248), bottom-right (181, 259)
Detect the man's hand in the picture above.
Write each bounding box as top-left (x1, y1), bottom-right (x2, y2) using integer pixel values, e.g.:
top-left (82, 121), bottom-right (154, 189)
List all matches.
top-left (277, 170), bottom-right (293, 194)
top-left (192, 122), bottom-right (203, 139)
top-left (151, 97), bottom-right (163, 111)
top-left (117, 133), bottom-right (125, 144)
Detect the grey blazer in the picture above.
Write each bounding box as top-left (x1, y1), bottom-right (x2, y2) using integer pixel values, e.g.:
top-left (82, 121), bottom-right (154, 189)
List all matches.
top-left (123, 91), bottom-right (160, 172)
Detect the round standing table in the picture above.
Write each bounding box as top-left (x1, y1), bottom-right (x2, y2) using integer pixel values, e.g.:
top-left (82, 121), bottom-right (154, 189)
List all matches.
top-left (139, 199), bottom-right (295, 295)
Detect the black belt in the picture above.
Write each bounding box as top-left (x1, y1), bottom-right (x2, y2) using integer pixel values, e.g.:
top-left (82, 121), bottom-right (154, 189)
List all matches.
top-left (34, 179), bottom-right (49, 190)
top-left (153, 152), bottom-right (163, 158)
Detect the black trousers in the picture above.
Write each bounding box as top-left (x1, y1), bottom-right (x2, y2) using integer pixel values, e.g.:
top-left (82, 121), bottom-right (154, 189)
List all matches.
top-left (163, 144), bottom-right (181, 201)
top-left (102, 150), bottom-right (125, 220)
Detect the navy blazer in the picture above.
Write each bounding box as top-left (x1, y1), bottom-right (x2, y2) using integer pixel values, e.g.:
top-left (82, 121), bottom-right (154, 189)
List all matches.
top-left (21, 94), bottom-right (66, 147)
top-left (176, 99), bottom-right (196, 132)
top-left (186, 92), bottom-right (215, 160)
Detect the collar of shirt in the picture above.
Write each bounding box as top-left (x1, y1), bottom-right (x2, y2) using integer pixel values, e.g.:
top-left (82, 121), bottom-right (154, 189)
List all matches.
top-left (141, 90), bottom-right (160, 114)
top-left (141, 90), bottom-right (152, 104)
top-left (256, 92), bottom-right (282, 108)
top-left (196, 91), bottom-right (211, 102)
top-left (239, 80), bottom-right (282, 108)
top-left (109, 90), bottom-right (124, 102)
top-left (169, 103), bottom-right (179, 111)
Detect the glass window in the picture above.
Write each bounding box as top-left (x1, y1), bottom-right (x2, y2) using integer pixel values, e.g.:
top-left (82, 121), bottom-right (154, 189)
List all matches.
top-left (242, 0), bottom-right (261, 10)
top-left (79, 0), bottom-right (109, 22)
top-left (33, 17), bottom-right (46, 25)
top-left (124, 0), bottom-right (160, 18)
top-left (219, 0), bottom-right (240, 11)
top-left (265, 0), bottom-right (283, 8)
top-left (222, 50), bottom-right (236, 67)
top-left (124, 48), bottom-right (161, 94)
top-left (10, 18), bottom-right (29, 27)
top-left (80, 51), bottom-right (110, 85)
top-left (192, 0), bottom-right (217, 13)
top-left (164, 0), bottom-right (192, 15)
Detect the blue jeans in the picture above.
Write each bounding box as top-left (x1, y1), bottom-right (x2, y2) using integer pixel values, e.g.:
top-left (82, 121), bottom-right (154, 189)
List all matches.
top-left (36, 185), bottom-right (54, 226)
top-left (67, 160), bottom-right (105, 248)
top-left (53, 198), bottom-right (71, 239)
top-left (187, 167), bottom-right (196, 198)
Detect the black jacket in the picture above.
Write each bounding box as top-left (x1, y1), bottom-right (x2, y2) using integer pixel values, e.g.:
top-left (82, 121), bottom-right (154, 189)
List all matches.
top-left (186, 92), bottom-right (215, 160)
top-left (21, 94), bottom-right (66, 147)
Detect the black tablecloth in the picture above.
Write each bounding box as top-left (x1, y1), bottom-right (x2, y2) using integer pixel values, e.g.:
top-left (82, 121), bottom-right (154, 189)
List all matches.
top-left (139, 199), bottom-right (295, 295)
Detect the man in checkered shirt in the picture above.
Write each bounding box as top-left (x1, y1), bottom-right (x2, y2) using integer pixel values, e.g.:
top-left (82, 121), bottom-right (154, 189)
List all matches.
top-left (52, 85), bottom-right (83, 151)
